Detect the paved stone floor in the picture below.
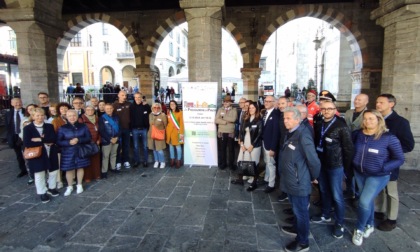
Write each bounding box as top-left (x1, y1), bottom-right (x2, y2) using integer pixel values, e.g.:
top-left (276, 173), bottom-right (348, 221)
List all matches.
top-left (0, 147), bottom-right (419, 252)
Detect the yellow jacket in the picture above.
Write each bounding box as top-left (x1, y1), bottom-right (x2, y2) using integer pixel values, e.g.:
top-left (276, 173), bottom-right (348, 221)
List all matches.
top-left (166, 110), bottom-right (184, 146)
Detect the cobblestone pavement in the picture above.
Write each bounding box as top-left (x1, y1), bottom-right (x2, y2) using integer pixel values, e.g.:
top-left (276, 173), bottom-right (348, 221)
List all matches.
top-left (0, 147), bottom-right (419, 252)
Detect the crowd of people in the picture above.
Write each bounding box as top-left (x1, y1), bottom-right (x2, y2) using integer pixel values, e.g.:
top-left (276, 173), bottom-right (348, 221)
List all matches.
top-left (221, 91), bottom-right (413, 251)
top-left (5, 88), bottom-right (414, 251)
top-left (6, 91), bottom-right (184, 204)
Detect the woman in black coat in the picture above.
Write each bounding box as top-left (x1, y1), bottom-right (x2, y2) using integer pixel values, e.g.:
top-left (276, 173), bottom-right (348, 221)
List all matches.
top-left (23, 108), bottom-right (59, 203)
top-left (57, 109), bottom-right (91, 197)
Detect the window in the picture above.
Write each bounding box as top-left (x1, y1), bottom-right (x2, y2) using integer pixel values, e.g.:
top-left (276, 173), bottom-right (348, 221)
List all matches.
top-left (102, 23), bottom-right (108, 35)
top-left (177, 32), bottom-right (180, 43)
top-left (89, 35), bottom-right (93, 47)
top-left (70, 32), bottom-right (82, 47)
top-left (103, 41), bottom-right (109, 54)
top-left (169, 31), bottom-right (173, 38)
top-left (259, 58), bottom-right (267, 71)
top-left (169, 42), bottom-right (173, 56)
top-left (177, 47), bottom-right (180, 60)
top-left (182, 36), bottom-right (186, 48)
top-left (125, 41), bottom-right (131, 53)
top-left (8, 30), bottom-right (17, 50)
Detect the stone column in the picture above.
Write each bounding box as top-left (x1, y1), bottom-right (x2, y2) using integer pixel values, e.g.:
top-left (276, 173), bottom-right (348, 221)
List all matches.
top-left (1, 1), bottom-right (64, 103)
top-left (180, 0), bottom-right (224, 103)
top-left (135, 68), bottom-right (158, 104)
top-left (241, 68), bottom-right (262, 102)
top-left (372, 2), bottom-right (420, 169)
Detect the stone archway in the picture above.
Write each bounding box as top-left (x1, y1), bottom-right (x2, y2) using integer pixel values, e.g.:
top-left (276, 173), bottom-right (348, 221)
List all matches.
top-left (56, 13), bottom-right (141, 92)
top-left (256, 5), bottom-right (367, 105)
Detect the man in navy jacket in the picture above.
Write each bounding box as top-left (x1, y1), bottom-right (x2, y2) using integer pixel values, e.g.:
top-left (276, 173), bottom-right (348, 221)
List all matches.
top-left (375, 94), bottom-right (415, 231)
top-left (261, 96), bottom-right (280, 193)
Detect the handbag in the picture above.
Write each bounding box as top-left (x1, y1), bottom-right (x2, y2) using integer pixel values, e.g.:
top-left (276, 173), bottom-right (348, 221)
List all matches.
top-left (237, 151), bottom-right (257, 176)
top-left (23, 146), bottom-right (42, 159)
top-left (78, 143), bottom-right (99, 159)
top-left (151, 125), bottom-right (165, 141)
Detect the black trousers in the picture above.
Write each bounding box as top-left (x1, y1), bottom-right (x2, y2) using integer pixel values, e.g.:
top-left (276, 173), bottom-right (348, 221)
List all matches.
top-left (13, 145), bottom-right (26, 173)
top-left (217, 133), bottom-right (235, 169)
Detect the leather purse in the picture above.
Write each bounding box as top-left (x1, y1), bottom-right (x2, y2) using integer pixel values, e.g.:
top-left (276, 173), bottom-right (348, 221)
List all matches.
top-left (78, 143), bottom-right (99, 159)
top-left (237, 151), bottom-right (257, 176)
top-left (151, 125), bottom-right (165, 140)
top-left (23, 146), bottom-right (42, 159)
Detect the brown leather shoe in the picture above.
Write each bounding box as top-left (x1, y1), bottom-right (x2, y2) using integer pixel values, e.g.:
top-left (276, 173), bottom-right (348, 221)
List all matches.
top-left (377, 219), bottom-right (397, 231)
top-left (176, 160), bottom-right (181, 168)
top-left (170, 159), bottom-right (175, 167)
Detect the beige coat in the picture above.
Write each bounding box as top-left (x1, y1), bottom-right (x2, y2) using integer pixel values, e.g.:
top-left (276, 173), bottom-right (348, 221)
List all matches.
top-left (215, 106), bottom-right (237, 133)
top-left (148, 113), bottom-right (168, 151)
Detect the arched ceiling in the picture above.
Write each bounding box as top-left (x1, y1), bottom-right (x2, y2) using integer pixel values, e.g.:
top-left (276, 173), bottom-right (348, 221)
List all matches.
top-left (60, 0), bottom-right (360, 14)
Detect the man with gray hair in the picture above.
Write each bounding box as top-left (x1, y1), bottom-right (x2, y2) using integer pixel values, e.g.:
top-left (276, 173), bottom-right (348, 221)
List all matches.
top-left (279, 107), bottom-right (320, 252)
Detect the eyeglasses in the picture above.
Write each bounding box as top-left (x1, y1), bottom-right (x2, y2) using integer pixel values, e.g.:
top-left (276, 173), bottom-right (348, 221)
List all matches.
top-left (153, 107), bottom-right (160, 109)
top-left (264, 100), bottom-right (274, 103)
top-left (320, 108), bottom-right (336, 112)
top-left (39, 96), bottom-right (48, 99)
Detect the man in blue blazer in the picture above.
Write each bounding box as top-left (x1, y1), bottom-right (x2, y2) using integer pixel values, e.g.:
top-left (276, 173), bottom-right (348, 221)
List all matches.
top-left (375, 94), bottom-right (415, 231)
top-left (261, 96), bottom-right (280, 193)
top-left (5, 98), bottom-right (27, 177)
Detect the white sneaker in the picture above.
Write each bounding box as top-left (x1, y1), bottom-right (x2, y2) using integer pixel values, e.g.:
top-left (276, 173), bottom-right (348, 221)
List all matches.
top-left (116, 163), bottom-right (122, 170)
top-left (64, 186), bottom-right (73, 197)
top-left (124, 162), bottom-right (131, 169)
top-left (56, 181), bottom-right (63, 189)
top-left (160, 162), bottom-right (166, 169)
top-left (352, 229), bottom-right (364, 246)
top-left (76, 184), bottom-right (84, 194)
top-left (247, 177), bottom-right (254, 184)
top-left (153, 162), bottom-right (159, 168)
top-left (363, 225), bottom-right (374, 238)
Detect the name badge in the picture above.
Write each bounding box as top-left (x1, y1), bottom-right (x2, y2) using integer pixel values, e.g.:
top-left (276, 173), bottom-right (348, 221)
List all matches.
top-left (316, 146), bottom-right (323, 152)
top-left (117, 108), bottom-right (122, 111)
top-left (105, 121), bottom-right (109, 124)
top-left (221, 112), bottom-right (225, 115)
top-left (325, 137), bottom-right (332, 143)
top-left (157, 118), bottom-right (162, 121)
top-left (288, 144), bottom-right (296, 150)
top-left (144, 111), bottom-right (147, 114)
top-left (368, 148), bottom-right (379, 154)
top-left (252, 125), bottom-right (257, 128)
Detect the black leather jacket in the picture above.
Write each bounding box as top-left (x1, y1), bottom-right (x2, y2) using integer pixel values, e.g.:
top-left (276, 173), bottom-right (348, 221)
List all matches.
top-left (314, 116), bottom-right (354, 172)
top-left (239, 117), bottom-right (263, 148)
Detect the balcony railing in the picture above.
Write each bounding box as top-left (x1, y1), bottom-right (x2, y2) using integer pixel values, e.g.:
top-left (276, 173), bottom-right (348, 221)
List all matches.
top-left (116, 52), bottom-right (134, 59)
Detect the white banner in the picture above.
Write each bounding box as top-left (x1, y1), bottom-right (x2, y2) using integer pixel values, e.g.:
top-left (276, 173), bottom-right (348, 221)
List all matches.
top-left (182, 82), bottom-right (218, 166)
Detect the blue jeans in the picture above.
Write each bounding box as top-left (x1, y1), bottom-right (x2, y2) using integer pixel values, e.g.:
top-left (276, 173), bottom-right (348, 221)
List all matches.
top-left (169, 144), bottom-right (182, 160)
top-left (354, 170), bottom-right (390, 231)
top-left (318, 167), bottom-right (345, 225)
top-left (116, 128), bottom-right (131, 164)
top-left (132, 128), bottom-right (148, 163)
top-left (153, 150), bottom-right (165, 162)
top-left (288, 194), bottom-right (310, 245)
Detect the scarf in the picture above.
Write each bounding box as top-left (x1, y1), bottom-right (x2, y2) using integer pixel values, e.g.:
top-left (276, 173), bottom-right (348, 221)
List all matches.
top-left (102, 114), bottom-right (119, 133)
top-left (85, 114), bottom-right (96, 124)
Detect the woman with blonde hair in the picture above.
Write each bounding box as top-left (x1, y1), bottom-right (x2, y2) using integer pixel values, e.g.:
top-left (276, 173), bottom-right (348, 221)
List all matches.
top-left (351, 109), bottom-right (404, 246)
top-left (148, 102), bottom-right (167, 168)
top-left (23, 108), bottom-right (59, 203)
top-left (57, 109), bottom-right (91, 196)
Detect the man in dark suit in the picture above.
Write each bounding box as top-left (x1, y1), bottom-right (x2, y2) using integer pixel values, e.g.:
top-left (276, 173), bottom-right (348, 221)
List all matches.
top-left (5, 98), bottom-right (27, 177)
top-left (262, 95), bottom-right (280, 193)
top-left (375, 93), bottom-right (415, 231)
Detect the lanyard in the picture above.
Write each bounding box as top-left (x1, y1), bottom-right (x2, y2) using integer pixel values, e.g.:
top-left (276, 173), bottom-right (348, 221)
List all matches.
top-left (318, 117), bottom-right (336, 147)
